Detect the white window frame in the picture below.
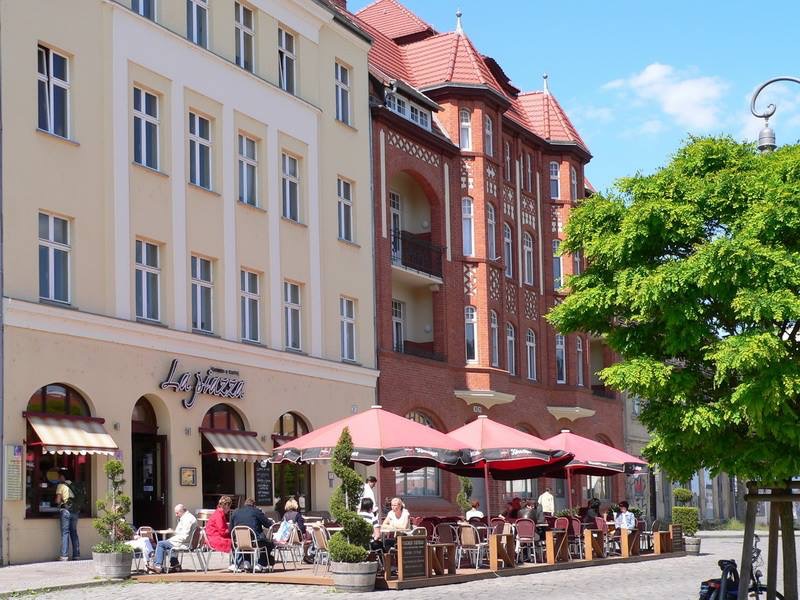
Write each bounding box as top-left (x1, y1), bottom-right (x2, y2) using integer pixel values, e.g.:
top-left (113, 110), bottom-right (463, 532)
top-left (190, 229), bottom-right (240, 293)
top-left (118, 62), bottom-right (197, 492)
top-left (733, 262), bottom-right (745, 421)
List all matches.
top-left (337, 177), bottom-right (354, 242)
top-left (133, 87), bottom-right (159, 170)
top-left (240, 269), bottom-right (260, 342)
top-left (506, 323), bottom-right (516, 376)
top-left (189, 111), bottom-right (212, 189)
top-left (339, 296), bottom-right (356, 362)
top-left (490, 310), bottom-right (499, 367)
top-left (235, 2), bottom-right (255, 72)
top-left (409, 104), bottom-right (430, 130)
top-left (465, 306), bottom-right (478, 363)
top-left (238, 134), bottom-right (258, 206)
top-left (187, 0), bottom-right (208, 47)
top-left (135, 239), bottom-right (160, 321)
top-left (278, 27), bottom-right (296, 94)
top-left (555, 333), bottom-right (566, 384)
top-left (504, 141), bottom-right (511, 181)
top-left (553, 239), bottom-right (563, 289)
top-left (503, 223), bottom-right (513, 278)
top-left (486, 203), bottom-right (496, 260)
top-left (484, 115), bottom-right (493, 157)
top-left (282, 152), bottom-right (300, 222)
top-left (283, 281), bottom-right (302, 351)
top-left (573, 249), bottom-right (582, 276)
top-left (462, 197), bottom-right (474, 257)
top-left (523, 232), bottom-right (534, 285)
top-left (526, 329), bottom-right (537, 381)
top-left (550, 161), bottom-right (560, 199)
top-left (576, 336), bottom-right (585, 386)
top-left (37, 45), bottom-right (70, 139)
top-left (459, 109), bottom-right (472, 150)
top-left (391, 299), bottom-right (404, 352)
top-left (526, 153), bottom-right (533, 192)
top-left (38, 212), bottom-right (70, 304)
top-left (335, 62), bottom-right (351, 125)
top-left (191, 255), bottom-right (213, 333)
top-left (570, 166), bottom-right (578, 201)
top-left (133, 0), bottom-right (156, 19)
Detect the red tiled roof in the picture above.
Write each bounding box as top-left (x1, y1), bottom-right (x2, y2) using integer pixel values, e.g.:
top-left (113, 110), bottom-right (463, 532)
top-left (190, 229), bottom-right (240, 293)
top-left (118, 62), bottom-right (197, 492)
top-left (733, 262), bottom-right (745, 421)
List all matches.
top-left (355, 0), bottom-right (434, 41)
top-left (350, 12), bottom-right (411, 82)
top-left (517, 91), bottom-right (589, 152)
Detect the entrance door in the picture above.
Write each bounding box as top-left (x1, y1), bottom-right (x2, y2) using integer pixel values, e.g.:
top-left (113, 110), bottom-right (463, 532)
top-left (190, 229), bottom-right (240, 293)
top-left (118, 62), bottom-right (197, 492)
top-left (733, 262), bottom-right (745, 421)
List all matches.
top-left (132, 434), bottom-right (167, 529)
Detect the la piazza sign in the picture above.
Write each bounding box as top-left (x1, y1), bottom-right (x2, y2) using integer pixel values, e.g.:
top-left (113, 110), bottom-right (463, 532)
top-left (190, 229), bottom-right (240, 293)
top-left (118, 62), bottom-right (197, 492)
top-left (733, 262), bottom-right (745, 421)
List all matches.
top-left (159, 359), bottom-right (246, 409)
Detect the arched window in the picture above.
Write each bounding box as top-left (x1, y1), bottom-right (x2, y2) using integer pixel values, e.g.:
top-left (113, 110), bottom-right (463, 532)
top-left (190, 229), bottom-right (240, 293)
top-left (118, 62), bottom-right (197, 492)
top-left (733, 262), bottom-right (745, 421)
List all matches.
top-left (459, 109), bottom-right (472, 150)
top-left (526, 329), bottom-right (537, 381)
top-left (570, 166), bottom-right (578, 201)
top-left (131, 396), bottom-right (157, 434)
top-left (464, 306), bottom-right (477, 363)
top-left (486, 204), bottom-right (497, 260)
top-left (484, 115), bottom-right (493, 157)
top-left (523, 232), bottom-right (534, 285)
top-left (550, 161), bottom-right (560, 199)
top-left (202, 403), bottom-right (245, 431)
top-left (552, 239), bottom-right (563, 289)
top-left (506, 323), bottom-right (516, 375)
top-left (506, 424), bottom-right (539, 498)
top-left (503, 223), bottom-right (513, 278)
top-left (555, 333), bottom-right (566, 383)
top-left (25, 384), bottom-right (93, 518)
top-left (504, 140), bottom-right (511, 180)
top-left (588, 434), bottom-right (614, 499)
top-left (272, 411), bottom-right (312, 512)
top-left (576, 336), bottom-right (585, 387)
top-left (397, 411), bottom-right (440, 496)
top-left (490, 310), bottom-right (499, 367)
top-left (462, 197), bottom-right (474, 257)
top-left (273, 411), bottom-right (309, 438)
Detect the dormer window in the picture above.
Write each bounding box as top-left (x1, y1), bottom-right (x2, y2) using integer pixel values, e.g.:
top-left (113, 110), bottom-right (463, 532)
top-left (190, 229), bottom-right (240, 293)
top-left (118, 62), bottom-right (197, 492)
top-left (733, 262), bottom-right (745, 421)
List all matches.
top-left (385, 92), bottom-right (431, 132)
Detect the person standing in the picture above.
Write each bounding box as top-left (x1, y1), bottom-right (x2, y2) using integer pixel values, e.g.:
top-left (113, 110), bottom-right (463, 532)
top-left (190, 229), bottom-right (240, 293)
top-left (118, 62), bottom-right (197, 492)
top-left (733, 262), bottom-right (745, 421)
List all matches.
top-left (361, 476), bottom-right (378, 514)
top-left (537, 486), bottom-right (555, 515)
top-left (55, 470), bottom-right (80, 561)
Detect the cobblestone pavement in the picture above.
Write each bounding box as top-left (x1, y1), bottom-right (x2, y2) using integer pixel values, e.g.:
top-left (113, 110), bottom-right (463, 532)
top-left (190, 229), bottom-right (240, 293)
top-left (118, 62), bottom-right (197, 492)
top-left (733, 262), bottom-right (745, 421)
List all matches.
top-left (21, 537), bottom-right (800, 600)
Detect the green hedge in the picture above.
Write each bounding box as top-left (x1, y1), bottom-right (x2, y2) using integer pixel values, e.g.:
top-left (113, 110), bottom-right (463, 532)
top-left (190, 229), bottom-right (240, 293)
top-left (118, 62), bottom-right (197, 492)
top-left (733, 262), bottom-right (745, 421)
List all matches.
top-left (672, 506), bottom-right (699, 537)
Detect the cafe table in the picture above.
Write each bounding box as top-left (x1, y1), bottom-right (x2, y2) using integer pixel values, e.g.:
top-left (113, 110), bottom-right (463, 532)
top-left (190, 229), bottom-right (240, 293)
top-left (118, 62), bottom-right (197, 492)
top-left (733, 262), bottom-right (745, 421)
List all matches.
top-left (155, 529), bottom-right (174, 541)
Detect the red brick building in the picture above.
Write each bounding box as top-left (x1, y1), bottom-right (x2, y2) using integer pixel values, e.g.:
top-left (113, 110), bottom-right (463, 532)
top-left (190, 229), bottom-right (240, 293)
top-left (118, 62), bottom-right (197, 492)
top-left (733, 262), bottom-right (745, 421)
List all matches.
top-left (346, 0), bottom-right (625, 516)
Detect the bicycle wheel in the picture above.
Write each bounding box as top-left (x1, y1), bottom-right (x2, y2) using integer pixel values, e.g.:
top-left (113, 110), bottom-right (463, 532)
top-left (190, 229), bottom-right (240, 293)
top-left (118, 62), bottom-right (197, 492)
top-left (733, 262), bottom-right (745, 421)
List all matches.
top-left (749, 584), bottom-right (784, 599)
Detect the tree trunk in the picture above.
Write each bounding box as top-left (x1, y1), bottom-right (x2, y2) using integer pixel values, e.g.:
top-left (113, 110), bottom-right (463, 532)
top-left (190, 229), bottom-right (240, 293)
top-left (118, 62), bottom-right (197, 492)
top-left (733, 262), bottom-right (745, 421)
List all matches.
top-left (779, 500), bottom-right (797, 600)
top-left (738, 483), bottom-right (757, 600)
top-left (767, 503), bottom-right (779, 600)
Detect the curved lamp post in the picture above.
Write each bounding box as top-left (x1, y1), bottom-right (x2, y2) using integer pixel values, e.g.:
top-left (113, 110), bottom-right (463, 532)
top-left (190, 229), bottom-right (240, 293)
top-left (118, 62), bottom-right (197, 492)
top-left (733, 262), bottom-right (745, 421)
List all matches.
top-left (750, 76), bottom-right (800, 152)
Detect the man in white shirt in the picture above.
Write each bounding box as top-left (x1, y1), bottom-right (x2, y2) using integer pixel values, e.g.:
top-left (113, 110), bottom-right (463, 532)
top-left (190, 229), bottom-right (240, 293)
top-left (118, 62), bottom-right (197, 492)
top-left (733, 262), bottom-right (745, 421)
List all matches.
top-left (149, 504), bottom-right (197, 573)
top-left (538, 487), bottom-right (555, 515)
top-left (361, 475), bottom-right (378, 514)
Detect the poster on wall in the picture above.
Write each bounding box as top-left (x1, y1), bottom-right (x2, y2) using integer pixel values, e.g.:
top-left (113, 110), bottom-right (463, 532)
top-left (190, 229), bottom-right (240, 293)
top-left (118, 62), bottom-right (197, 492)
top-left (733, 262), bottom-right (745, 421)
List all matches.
top-left (4, 445), bottom-right (23, 501)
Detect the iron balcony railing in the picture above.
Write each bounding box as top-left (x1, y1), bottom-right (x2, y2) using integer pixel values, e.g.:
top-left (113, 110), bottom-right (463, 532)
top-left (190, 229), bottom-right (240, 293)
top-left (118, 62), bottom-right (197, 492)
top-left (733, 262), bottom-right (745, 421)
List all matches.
top-left (392, 342), bottom-right (445, 362)
top-left (391, 230), bottom-right (444, 279)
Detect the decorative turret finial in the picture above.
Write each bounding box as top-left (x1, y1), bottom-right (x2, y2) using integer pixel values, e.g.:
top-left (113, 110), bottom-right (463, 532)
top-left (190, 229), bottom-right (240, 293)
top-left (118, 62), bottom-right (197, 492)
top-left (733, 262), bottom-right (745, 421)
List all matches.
top-left (455, 8), bottom-right (463, 34)
top-left (543, 73), bottom-right (550, 94)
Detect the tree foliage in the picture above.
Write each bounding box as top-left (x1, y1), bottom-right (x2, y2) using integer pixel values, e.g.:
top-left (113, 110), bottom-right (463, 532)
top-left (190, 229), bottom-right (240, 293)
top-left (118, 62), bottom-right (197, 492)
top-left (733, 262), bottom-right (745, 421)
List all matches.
top-left (92, 459), bottom-right (133, 553)
top-left (548, 137), bottom-right (800, 485)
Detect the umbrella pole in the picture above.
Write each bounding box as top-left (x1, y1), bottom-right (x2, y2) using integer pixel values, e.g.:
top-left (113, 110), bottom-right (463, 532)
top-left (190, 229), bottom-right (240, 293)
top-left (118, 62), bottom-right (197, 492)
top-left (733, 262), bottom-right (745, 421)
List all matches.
top-left (376, 463), bottom-right (383, 519)
top-left (484, 463), bottom-right (491, 518)
top-left (567, 468), bottom-right (573, 510)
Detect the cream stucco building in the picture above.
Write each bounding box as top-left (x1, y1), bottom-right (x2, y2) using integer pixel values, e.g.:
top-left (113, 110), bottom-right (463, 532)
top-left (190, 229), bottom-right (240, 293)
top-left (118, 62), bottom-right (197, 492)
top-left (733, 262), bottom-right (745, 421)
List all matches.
top-left (0, 0), bottom-right (376, 564)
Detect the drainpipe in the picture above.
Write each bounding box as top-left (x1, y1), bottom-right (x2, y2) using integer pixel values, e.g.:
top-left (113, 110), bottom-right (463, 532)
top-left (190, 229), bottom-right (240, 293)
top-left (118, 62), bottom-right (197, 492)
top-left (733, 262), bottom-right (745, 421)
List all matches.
top-left (368, 96), bottom-right (380, 409)
top-left (0, 9), bottom-right (6, 566)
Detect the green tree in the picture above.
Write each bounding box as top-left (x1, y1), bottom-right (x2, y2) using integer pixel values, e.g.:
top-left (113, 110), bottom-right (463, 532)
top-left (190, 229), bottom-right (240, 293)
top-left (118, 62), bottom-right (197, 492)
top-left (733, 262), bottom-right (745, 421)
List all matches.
top-left (548, 136), bottom-right (800, 485)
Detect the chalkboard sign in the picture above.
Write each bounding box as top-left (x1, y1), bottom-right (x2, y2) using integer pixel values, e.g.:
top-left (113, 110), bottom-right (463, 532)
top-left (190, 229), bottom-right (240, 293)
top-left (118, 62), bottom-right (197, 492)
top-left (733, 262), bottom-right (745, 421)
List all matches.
top-left (254, 460), bottom-right (273, 506)
top-left (670, 524), bottom-right (684, 551)
top-left (397, 535), bottom-right (428, 580)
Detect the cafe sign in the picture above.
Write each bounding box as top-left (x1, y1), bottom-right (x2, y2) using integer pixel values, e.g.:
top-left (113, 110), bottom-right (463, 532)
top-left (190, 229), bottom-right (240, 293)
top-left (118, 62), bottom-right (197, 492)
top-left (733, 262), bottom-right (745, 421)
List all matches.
top-left (160, 359), bottom-right (246, 409)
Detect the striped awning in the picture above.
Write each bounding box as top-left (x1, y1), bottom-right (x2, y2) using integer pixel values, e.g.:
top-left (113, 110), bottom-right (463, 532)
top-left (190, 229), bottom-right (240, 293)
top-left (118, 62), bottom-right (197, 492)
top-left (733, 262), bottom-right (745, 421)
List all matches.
top-left (27, 415), bottom-right (118, 455)
top-left (202, 430), bottom-right (270, 462)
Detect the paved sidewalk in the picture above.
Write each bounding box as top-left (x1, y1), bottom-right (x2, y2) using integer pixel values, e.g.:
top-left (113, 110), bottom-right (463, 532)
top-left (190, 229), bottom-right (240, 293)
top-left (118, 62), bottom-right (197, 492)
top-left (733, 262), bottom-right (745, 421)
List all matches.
top-left (0, 559), bottom-right (113, 597)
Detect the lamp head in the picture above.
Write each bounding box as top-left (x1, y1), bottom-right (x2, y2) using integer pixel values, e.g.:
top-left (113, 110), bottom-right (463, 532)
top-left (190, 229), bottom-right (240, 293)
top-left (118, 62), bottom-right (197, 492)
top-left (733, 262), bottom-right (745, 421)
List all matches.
top-left (758, 121), bottom-right (776, 153)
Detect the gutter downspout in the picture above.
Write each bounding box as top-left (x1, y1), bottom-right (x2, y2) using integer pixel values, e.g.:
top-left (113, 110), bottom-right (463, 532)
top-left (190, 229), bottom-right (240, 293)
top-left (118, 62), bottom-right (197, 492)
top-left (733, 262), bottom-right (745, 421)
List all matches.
top-left (0, 7), bottom-right (6, 566)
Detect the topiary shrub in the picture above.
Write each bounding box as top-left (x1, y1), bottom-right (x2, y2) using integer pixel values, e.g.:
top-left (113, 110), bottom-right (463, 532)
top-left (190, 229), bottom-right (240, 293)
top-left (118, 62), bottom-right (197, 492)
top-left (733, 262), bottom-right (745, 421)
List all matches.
top-left (92, 459), bottom-right (133, 553)
top-left (672, 506), bottom-right (700, 537)
top-left (455, 477), bottom-right (473, 512)
top-left (328, 427), bottom-right (373, 563)
top-left (673, 487), bottom-right (693, 506)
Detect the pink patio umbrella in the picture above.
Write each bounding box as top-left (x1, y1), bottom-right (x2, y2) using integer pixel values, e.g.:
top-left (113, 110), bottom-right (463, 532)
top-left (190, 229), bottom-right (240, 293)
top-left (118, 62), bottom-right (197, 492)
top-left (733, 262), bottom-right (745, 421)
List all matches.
top-left (543, 429), bottom-right (648, 508)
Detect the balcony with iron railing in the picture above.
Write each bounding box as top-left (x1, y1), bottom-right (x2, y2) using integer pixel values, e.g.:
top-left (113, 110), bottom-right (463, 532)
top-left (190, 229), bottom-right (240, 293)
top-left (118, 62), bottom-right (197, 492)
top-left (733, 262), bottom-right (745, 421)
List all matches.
top-left (392, 340), bottom-right (445, 362)
top-left (391, 230), bottom-right (444, 281)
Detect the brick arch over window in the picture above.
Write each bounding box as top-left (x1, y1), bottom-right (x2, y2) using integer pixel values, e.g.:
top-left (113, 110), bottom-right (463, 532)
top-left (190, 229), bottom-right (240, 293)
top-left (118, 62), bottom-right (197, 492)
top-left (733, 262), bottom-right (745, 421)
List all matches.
top-left (515, 423), bottom-right (541, 439)
top-left (596, 433), bottom-right (615, 448)
top-left (397, 409), bottom-right (442, 497)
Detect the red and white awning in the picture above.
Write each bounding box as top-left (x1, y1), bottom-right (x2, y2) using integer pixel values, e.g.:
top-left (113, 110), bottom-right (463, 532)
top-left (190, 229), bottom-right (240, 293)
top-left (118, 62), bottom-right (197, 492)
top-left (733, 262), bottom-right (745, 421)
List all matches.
top-left (27, 414), bottom-right (118, 456)
top-left (202, 430), bottom-right (270, 462)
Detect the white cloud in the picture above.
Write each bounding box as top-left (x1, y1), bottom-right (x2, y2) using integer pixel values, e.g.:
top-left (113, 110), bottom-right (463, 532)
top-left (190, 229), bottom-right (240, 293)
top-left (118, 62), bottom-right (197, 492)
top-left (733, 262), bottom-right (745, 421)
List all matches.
top-left (568, 104), bottom-right (614, 124)
top-left (638, 119), bottom-right (665, 135)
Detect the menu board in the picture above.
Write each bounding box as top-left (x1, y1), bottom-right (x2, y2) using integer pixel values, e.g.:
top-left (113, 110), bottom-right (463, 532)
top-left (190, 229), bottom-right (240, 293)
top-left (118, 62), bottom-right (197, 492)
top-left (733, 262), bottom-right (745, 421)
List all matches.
top-left (4, 445), bottom-right (23, 501)
top-left (670, 524), bottom-right (684, 551)
top-left (254, 460), bottom-right (273, 506)
top-left (397, 535), bottom-right (427, 580)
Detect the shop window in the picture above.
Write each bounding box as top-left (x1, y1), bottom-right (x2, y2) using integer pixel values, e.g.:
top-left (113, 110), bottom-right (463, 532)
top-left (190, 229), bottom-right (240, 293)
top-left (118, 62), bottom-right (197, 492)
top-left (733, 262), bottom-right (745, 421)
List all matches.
top-left (396, 411), bottom-right (440, 497)
top-left (201, 403), bottom-right (244, 430)
top-left (25, 384), bottom-right (92, 518)
top-left (272, 412), bottom-right (311, 512)
top-left (201, 403), bottom-right (245, 508)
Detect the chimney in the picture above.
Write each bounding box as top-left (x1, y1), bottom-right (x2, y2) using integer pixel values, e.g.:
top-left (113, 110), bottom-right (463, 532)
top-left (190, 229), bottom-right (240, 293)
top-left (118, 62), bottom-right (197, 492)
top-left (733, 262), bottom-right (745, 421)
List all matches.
top-left (330, 0), bottom-right (347, 10)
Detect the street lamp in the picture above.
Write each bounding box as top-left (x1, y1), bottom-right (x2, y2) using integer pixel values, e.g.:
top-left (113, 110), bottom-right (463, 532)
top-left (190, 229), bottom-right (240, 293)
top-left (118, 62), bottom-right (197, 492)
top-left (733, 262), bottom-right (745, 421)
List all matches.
top-left (750, 76), bottom-right (800, 152)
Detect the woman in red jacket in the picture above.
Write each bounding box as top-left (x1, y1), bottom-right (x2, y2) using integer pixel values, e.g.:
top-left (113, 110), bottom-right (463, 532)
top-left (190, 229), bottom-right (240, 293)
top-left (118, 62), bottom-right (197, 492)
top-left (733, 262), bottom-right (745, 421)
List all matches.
top-left (204, 496), bottom-right (232, 553)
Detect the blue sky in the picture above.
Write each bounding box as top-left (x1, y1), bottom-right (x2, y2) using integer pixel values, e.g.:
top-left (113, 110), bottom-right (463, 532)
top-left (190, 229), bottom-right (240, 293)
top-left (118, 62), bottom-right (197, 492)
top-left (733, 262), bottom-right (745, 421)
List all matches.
top-left (350, 0), bottom-right (800, 193)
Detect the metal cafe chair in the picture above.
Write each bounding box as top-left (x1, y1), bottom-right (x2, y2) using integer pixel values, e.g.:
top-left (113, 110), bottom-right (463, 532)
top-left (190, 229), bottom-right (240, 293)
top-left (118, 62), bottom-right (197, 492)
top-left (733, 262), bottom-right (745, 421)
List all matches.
top-left (231, 525), bottom-right (268, 573)
top-left (456, 523), bottom-right (488, 570)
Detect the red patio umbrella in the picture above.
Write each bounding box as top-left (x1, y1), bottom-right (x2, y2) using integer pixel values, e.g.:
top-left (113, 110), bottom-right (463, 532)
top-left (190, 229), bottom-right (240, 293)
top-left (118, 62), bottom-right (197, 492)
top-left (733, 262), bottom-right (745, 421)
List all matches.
top-left (543, 429), bottom-right (648, 508)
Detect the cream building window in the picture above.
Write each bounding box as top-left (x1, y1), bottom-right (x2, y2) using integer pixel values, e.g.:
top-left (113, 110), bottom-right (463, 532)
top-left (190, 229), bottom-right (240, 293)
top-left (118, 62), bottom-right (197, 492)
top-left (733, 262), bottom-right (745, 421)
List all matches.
top-left (191, 255), bottom-right (213, 333)
top-left (550, 161), bottom-right (560, 199)
top-left (490, 310), bottom-right (499, 367)
top-left (133, 0), bottom-right (155, 19)
top-left (278, 28), bottom-right (296, 94)
top-left (552, 239), bottom-right (562, 290)
top-left (462, 197), bottom-right (474, 257)
top-left (238, 134), bottom-right (257, 206)
top-left (335, 62), bottom-right (351, 125)
top-left (283, 281), bottom-right (302, 350)
top-left (135, 240), bottom-right (160, 321)
top-left (486, 203), bottom-right (496, 260)
top-left (523, 232), bottom-right (534, 285)
top-left (281, 153), bottom-right (300, 222)
top-left (506, 323), bottom-right (516, 375)
top-left (37, 45), bottom-right (70, 139)
top-left (38, 212), bottom-right (70, 304)
top-left (484, 115), bottom-right (493, 157)
top-left (235, 2), bottom-right (255, 72)
top-left (459, 109), bottom-right (471, 151)
top-left (189, 112), bottom-right (211, 190)
top-left (526, 329), bottom-right (537, 381)
top-left (340, 297), bottom-right (356, 361)
top-left (503, 223), bottom-right (513, 278)
top-left (337, 177), bottom-right (353, 242)
top-left (555, 333), bottom-right (566, 384)
top-left (187, 0), bottom-right (208, 47)
top-left (576, 336), bottom-right (585, 386)
top-left (464, 306), bottom-right (477, 363)
top-left (240, 269), bottom-right (260, 342)
top-left (391, 299), bottom-right (404, 352)
top-left (133, 87), bottom-right (159, 170)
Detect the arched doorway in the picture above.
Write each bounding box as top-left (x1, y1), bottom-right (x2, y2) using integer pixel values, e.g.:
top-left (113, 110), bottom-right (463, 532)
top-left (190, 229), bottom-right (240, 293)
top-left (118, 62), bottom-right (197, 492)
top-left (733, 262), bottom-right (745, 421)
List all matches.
top-left (272, 412), bottom-right (310, 513)
top-left (201, 403), bottom-right (246, 508)
top-left (131, 396), bottom-right (167, 529)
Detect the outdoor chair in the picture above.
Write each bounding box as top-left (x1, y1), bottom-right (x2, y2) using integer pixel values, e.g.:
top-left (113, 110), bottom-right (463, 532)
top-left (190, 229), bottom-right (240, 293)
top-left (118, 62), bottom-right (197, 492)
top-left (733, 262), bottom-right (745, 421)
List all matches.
top-left (636, 519), bottom-right (648, 552)
top-left (553, 517), bottom-right (572, 559)
top-left (310, 525), bottom-right (331, 575)
top-left (273, 522), bottom-right (303, 570)
top-left (410, 526), bottom-right (428, 537)
top-left (197, 527), bottom-right (232, 571)
top-left (568, 516), bottom-right (584, 559)
top-left (131, 526), bottom-right (156, 572)
top-left (435, 523), bottom-right (457, 545)
top-left (489, 517), bottom-right (505, 532)
top-left (456, 524), bottom-right (487, 570)
top-left (231, 525), bottom-right (269, 573)
top-left (166, 524), bottom-right (207, 573)
top-left (514, 518), bottom-right (540, 563)
top-left (594, 516), bottom-right (615, 556)
top-left (418, 518), bottom-right (437, 541)
top-left (544, 515), bottom-right (556, 528)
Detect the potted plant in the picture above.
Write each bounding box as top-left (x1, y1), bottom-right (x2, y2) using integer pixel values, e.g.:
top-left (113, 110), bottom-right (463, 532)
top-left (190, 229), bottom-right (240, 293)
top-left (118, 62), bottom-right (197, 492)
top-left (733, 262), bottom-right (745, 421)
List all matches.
top-left (672, 487), bottom-right (700, 555)
top-left (328, 428), bottom-right (378, 592)
top-left (91, 459), bottom-right (134, 578)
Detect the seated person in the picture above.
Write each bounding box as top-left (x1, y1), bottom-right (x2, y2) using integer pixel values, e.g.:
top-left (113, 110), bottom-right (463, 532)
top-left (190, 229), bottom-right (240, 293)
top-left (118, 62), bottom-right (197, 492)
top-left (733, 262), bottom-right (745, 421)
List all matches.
top-left (357, 498), bottom-right (383, 551)
top-left (148, 504), bottom-right (196, 574)
top-left (465, 499), bottom-right (484, 521)
top-left (614, 500), bottom-right (636, 531)
top-left (125, 527), bottom-right (155, 563)
top-left (281, 497), bottom-right (306, 535)
top-left (517, 499), bottom-right (544, 524)
top-left (583, 499), bottom-right (601, 524)
top-left (500, 501), bottom-right (517, 520)
top-left (205, 496), bottom-right (233, 554)
top-left (381, 497), bottom-right (410, 531)
top-left (229, 497), bottom-right (275, 571)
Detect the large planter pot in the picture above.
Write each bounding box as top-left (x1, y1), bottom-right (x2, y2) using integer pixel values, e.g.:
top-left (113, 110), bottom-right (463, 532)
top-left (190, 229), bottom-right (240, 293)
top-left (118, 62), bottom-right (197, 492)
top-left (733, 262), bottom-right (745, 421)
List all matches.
top-left (92, 551), bottom-right (134, 579)
top-left (684, 536), bottom-right (701, 555)
top-left (330, 561), bottom-right (378, 593)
